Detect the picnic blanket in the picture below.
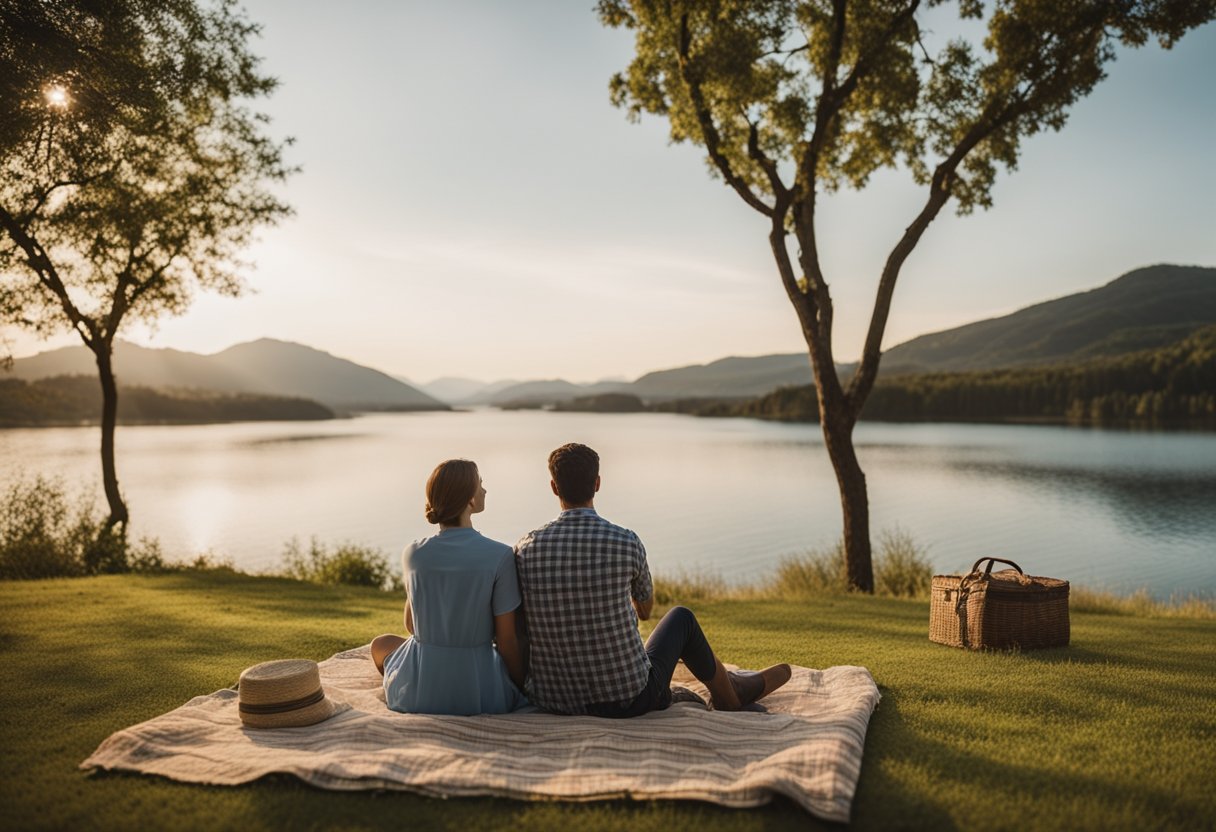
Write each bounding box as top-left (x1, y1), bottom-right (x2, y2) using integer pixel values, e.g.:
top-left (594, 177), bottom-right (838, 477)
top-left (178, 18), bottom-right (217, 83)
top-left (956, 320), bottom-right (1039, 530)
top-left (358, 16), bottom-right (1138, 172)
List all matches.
top-left (81, 645), bottom-right (881, 823)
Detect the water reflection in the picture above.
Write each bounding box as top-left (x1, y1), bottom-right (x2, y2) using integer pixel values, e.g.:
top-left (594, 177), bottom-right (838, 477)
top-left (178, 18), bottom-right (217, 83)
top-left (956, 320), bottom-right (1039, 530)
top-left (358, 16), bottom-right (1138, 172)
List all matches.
top-left (242, 433), bottom-right (368, 446)
top-left (946, 459), bottom-right (1216, 541)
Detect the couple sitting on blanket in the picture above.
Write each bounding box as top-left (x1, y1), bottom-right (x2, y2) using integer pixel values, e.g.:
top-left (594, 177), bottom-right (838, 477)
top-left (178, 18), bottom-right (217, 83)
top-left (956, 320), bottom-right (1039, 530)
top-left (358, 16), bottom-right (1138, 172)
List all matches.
top-left (370, 442), bottom-right (791, 717)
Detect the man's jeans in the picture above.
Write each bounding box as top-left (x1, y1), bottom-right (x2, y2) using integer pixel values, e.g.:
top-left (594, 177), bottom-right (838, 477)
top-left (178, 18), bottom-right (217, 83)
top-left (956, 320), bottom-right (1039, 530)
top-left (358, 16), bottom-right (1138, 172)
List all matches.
top-left (585, 605), bottom-right (716, 718)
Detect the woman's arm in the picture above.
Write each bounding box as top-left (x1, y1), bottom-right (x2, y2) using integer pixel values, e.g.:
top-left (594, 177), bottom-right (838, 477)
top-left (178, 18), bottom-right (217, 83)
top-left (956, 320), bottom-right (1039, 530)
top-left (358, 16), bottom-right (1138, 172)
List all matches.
top-left (404, 599), bottom-right (414, 635)
top-left (493, 609), bottom-right (526, 690)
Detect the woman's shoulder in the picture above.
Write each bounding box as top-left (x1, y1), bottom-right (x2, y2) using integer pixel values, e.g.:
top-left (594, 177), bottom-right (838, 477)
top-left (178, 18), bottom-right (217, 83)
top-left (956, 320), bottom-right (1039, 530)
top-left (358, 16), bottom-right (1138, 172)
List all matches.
top-left (406, 530), bottom-right (510, 563)
top-left (403, 534), bottom-right (437, 555)
top-left (470, 531), bottom-right (513, 561)
top-left (402, 534), bottom-right (440, 567)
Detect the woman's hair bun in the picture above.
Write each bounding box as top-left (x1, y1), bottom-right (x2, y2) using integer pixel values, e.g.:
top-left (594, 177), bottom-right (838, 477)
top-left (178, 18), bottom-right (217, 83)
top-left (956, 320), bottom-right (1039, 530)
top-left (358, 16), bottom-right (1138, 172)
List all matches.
top-left (424, 459), bottom-right (479, 526)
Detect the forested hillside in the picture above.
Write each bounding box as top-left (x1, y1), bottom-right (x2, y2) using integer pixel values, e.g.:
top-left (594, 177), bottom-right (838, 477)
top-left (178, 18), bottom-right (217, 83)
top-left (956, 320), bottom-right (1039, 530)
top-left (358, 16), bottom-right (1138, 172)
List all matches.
top-left (675, 325), bottom-right (1216, 428)
top-left (0, 376), bottom-right (335, 427)
top-left (881, 264), bottom-right (1216, 373)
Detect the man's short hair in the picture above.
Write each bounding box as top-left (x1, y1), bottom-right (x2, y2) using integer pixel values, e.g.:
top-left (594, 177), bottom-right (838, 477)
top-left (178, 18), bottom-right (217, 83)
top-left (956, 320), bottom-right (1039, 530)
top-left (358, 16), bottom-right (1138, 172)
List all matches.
top-left (548, 443), bottom-right (599, 505)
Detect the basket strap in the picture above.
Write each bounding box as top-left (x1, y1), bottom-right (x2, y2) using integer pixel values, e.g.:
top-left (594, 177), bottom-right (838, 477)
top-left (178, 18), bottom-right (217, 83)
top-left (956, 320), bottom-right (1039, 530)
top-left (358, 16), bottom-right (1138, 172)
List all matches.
top-left (954, 578), bottom-right (973, 647)
top-left (955, 572), bottom-right (980, 615)
top-left (968, 557), bottom-right (1024, 576)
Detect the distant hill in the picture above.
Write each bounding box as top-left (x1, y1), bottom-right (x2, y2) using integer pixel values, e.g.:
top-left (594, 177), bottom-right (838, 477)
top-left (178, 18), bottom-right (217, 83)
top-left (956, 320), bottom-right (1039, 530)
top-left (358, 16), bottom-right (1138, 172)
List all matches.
top-left (7, 339), bottom-right (448, 412)
top-left (471, 356), bottom-right (828, 407)
top-left (631, 353), bottom-right (818, 400)
top-left (487, 379), bottom-right (630, 407)
top-left (880, 264), bottom-right (1216, 373)
top-left (409, 376), bottom-right (497, 404)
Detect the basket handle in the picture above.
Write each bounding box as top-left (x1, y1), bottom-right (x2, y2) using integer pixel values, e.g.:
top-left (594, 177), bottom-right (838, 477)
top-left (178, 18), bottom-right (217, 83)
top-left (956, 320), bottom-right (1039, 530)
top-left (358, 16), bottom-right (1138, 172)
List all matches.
top-left (967, 557), bottom-right (1024, 576)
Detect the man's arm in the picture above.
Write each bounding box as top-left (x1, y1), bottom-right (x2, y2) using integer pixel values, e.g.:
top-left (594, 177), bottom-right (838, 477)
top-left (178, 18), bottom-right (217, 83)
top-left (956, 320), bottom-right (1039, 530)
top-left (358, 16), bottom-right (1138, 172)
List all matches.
top-left (632, 594), bottom-right (653, 621)
top-left (631, 533), bottom-right (654, 621)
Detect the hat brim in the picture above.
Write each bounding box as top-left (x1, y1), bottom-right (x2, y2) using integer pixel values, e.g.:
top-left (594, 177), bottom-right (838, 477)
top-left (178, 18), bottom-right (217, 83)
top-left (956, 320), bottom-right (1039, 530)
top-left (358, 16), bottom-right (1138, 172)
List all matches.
top-left (240, 694), bottom-right (342, 729)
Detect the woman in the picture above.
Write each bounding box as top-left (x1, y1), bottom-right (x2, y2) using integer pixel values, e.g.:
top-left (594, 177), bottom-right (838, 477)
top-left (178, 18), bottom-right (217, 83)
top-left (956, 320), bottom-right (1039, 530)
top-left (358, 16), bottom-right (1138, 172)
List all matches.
top-left (370, 459), bottom-right (527, 715)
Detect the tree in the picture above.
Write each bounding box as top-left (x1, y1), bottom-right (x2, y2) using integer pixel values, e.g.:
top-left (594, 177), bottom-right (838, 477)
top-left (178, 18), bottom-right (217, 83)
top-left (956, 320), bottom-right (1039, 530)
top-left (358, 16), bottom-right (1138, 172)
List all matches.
top-left (1, 0), bottom-right (294, 533)
top-left (598, 0), bottom-right (1214, 591)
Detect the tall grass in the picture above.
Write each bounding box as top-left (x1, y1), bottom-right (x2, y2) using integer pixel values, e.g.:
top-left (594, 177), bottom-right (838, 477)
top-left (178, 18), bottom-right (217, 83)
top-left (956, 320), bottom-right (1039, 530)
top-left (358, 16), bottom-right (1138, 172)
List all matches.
top-left (1070, 586), bottom-right (1215, 619)
top-left (872, 528), bottom-right (934, 598)
top-left (767, 528), bottom-right (934, 599)
top-left (280, 537), bottom-right (400, 591)
top-left (653, 530), bottom-right (1212, 619)
top-left (651, 570), bottom-right (733, 606)
top-left (652, 529), bottom-right (932, 604)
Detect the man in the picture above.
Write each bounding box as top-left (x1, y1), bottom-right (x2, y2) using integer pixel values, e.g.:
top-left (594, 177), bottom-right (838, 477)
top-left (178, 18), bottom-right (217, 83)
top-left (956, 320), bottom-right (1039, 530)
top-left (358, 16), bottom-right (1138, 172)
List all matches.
top-left (514, 442), bottom-right (791, 717)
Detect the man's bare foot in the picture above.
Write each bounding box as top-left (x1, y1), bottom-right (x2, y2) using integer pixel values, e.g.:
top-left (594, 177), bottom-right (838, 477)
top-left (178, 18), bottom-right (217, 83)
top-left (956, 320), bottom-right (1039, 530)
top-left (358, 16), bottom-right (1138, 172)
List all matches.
top-left (729, 664), bottom-right (792, 708)
top-left (705, 658), bottom-right (742, 711)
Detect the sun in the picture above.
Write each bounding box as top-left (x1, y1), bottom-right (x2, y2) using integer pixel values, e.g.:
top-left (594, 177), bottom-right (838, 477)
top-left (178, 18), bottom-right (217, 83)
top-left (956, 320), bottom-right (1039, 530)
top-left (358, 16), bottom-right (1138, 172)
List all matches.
top-left (45, 85), bottom-right (69, 108)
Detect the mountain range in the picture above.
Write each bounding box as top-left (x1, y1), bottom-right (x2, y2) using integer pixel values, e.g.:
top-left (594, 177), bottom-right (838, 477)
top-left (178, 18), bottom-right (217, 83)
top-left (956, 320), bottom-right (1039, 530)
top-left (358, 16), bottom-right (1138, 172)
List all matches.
top-left (7, 264), bottom-right (1212, 409)
top-left (410, 264), bottom-right (1216, 405)
top-left (7, 339), bottom-right (447, 412)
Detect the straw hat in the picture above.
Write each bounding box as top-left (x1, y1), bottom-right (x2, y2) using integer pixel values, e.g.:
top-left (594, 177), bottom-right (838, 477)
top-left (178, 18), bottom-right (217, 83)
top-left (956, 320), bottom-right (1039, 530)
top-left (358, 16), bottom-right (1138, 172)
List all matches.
top-left (238, 659), bottom-right (340, 729)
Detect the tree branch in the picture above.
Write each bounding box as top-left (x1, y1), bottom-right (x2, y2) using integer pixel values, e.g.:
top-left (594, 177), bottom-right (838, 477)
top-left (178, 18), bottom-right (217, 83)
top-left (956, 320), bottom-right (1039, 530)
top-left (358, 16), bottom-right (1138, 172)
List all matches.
top-left (19, 168), bottom-right (115, 225)
top-left (105, 238), bottom-right (188, 340)
top-left (0, 203), bottom-right (97, 346)
top-left (127, 243), bottom-right (185, 309)
top-left (792, 0), bottom-right (853, 333)
top-left (800, 0), bottom-right (920, 188)
top-left (676, 12), bottom-right (775, 218)
top-left (835, 1), bottom-right (922, 102)
top-left (846, 98), bottom-right (1028, 418)
top-left (745, 117), bottom-right (789, 201)
top-left (103, 245), bottom-right (139, 342)
top-left (912, 18), bottom-right (934, 65)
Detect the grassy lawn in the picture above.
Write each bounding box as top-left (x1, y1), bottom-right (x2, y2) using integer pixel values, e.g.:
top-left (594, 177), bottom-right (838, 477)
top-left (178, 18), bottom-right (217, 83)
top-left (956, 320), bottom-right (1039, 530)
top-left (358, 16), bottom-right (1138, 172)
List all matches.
top-left (1, 572), bottom-right (1213, 831)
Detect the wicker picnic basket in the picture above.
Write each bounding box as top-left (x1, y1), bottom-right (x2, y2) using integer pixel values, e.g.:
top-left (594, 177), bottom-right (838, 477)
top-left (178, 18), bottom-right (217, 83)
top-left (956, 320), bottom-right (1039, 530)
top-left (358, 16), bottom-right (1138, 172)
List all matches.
top-left (929, 557), bottom-right (1070, 650)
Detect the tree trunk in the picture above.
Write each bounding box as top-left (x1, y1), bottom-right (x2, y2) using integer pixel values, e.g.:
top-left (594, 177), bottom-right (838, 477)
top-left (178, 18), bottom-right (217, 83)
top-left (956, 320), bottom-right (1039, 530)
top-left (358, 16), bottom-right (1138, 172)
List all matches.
top-left (820, 404), bottom-right (874, 592)
top-left (93, 344), bottom-right (129, 531)
top-left (766, 220), bottom-right (877, 593)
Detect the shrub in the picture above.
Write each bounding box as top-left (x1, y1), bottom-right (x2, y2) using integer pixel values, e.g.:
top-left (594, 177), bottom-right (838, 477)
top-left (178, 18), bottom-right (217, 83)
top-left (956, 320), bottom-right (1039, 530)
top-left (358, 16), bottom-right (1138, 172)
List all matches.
top-left (0, 475), bottom-right (121, 579)
top-left (652, 569), bottom-right (730, 605)
top-left (768, 541), bottom-right (851, 597)
top-left (874, 528), bottom-right (934, 598)
top-left (765, 530), bottom-right (933, 599)
top-left (280, 537), bottom-right (395, 590)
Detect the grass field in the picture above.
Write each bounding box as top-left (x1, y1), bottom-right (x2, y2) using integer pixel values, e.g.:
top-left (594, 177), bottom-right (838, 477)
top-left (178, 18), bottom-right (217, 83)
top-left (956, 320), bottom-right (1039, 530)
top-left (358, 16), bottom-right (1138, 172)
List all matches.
top-left (2, 571), bottom-right (1213, 831)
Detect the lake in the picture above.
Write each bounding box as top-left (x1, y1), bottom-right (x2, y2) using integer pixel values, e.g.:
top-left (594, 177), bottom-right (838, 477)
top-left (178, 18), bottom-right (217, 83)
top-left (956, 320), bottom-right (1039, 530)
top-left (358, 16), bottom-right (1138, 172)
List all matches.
top-left (3, 410), bottom-right (1214, 598)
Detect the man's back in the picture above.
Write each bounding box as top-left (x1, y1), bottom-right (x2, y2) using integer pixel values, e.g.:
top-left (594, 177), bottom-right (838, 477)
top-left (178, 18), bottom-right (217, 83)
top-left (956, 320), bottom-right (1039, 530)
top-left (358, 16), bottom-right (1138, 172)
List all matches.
top-left (514, 507), bottom-right (653, 714)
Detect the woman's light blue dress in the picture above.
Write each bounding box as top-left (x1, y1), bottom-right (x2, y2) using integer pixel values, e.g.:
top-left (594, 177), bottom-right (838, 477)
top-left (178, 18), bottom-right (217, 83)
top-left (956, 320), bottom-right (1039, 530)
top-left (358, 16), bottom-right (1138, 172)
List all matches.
top-left (382, 527), bottom-right (527, 715)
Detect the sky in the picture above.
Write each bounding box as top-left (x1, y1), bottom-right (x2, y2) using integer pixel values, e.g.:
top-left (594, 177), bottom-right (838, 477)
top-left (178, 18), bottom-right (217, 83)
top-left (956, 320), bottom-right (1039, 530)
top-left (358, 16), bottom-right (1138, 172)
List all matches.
top-left (6, 1), bottom-right (1216, 383)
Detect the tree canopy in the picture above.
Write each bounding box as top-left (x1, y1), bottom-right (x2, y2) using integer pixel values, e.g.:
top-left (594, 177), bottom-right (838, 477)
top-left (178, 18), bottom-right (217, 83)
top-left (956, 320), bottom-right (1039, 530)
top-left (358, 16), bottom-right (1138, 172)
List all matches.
top-left (600, 0), bottom-right (1213, 214)
top-left (599, 0), bottom-right (1215, 590)
top-left (1, 0), bottom-right (293, 353)
top-left (1, 0), bottom-right (294, 529)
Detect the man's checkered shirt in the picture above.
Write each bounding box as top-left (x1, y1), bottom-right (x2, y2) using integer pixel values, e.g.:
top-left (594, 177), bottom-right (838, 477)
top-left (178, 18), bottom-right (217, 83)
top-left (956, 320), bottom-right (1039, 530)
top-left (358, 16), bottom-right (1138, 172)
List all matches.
top-left (514, 508), bottom-right (653, 715)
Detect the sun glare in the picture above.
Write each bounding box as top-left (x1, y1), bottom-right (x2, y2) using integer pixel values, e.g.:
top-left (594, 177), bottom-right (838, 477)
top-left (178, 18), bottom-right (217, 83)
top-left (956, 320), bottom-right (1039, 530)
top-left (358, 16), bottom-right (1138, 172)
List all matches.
top-left (45, 85), bottom-right (69, 108)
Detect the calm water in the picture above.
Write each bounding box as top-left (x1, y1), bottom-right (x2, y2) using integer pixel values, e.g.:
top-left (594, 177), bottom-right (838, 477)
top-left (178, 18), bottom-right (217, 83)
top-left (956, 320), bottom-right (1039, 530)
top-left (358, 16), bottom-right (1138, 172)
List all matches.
top-left (3, 410), bottom-right (1214, 597)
